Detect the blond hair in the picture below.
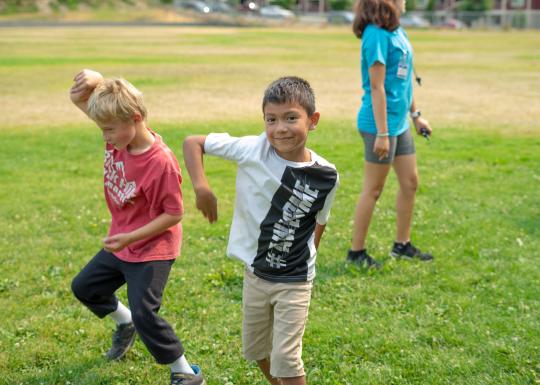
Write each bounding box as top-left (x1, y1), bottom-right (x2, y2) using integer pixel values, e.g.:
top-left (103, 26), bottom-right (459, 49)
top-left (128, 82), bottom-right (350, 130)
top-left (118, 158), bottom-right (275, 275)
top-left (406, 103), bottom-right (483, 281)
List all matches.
top-left (87, 78), bottom-right (147, 123)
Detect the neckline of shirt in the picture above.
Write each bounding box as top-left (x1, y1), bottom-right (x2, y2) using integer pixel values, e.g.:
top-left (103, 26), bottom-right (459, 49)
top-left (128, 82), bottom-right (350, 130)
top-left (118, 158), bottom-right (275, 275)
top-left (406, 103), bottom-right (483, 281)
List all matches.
top-left (125, 130), bottom-right (160, 158)
top-left (270, 146), bottom-right (317, 167)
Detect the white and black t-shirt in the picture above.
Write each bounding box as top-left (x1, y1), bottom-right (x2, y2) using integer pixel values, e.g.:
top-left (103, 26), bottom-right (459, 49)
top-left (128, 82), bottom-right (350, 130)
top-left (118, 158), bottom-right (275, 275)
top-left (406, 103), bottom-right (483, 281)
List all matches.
top-left (205, 133), bottom-right (339, 283)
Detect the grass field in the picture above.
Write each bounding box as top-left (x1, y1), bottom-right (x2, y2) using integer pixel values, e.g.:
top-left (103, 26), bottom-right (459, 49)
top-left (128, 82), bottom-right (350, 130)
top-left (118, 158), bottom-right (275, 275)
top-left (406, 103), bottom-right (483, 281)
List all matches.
top-left (0, 26), bottom-right (539, 385)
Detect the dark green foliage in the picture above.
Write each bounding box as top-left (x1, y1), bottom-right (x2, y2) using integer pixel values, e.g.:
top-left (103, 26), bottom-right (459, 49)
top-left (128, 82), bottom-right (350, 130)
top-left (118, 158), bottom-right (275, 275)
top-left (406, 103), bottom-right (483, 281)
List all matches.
top-left (406, 0), bottom-right (417, 11)
top-left (0, 0), bottom-right (143, 13)
top-left (57, 0), bottom-right (80, 10)
top-left (269, 0), bottom-right (296, 10)
top-left (0, 0), bottom-right (38, 14)
top-left (459, 0), bottom-right (493, 11)
top-left (329, 0), bottom-right (353, 11)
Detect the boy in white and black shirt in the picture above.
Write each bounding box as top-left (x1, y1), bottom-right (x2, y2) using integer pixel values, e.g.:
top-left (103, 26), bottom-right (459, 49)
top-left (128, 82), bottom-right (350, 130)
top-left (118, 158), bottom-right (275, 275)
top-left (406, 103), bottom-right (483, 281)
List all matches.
top-left (183, 77), bottom-right (338, 385)
top-left (203, 132), bottom-right (337, 283)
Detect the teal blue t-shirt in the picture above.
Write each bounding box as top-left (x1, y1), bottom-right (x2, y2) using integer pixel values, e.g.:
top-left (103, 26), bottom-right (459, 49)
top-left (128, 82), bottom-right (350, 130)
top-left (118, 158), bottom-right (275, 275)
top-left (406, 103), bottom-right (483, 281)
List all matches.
top-left (357, 24), bottom-right (414, 136)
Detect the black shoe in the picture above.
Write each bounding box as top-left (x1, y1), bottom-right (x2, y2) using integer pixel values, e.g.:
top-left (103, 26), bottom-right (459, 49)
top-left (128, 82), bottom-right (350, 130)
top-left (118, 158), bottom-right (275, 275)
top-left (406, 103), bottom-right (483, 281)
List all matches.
top-left (391, 242), bottom-right (433, 261)
top-left (105, 322), bottom-right (136, 361)
top-left (170, 365), bottom-right (206, 385)
top-left (346, 249), bottom-right (382, 269)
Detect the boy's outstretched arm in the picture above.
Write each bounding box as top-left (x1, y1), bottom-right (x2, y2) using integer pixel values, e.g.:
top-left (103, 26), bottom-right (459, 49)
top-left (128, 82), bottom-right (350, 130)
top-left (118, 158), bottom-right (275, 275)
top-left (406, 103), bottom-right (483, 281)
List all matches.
top-left (69, 69), bottom-right (104, 117)
top-left (314, 224), bottom-right (326, 250)
top-left (103, 213), bottom-right (183, 253)
top-left (183, 135), bottom-right (218, 223)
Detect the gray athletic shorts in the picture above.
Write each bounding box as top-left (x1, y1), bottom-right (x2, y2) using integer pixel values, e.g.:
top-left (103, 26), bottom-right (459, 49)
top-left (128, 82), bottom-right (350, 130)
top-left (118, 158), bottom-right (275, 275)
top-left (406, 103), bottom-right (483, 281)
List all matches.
top-left (361, 128), bottom-right (416, 164)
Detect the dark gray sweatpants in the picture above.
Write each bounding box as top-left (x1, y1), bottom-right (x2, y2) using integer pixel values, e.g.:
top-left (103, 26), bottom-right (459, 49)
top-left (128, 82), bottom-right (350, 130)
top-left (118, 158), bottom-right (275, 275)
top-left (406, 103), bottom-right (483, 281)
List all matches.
top-left (71, 249), bottom-right (184, 364)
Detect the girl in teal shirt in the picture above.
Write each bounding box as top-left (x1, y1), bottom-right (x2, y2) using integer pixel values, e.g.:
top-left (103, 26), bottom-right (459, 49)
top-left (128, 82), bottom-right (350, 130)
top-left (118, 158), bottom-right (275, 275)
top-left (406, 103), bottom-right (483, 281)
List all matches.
top-left (347, 0), bottom-right (434, 266)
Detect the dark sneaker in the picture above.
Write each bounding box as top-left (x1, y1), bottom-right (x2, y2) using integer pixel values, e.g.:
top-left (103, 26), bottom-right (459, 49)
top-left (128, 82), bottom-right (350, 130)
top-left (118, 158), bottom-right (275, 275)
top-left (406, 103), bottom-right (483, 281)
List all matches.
top-left (105, 322), bottom-right (136, 361)
top-left (170, 365), bottom-right (206, 385)
top-left (391, 242), bottom-right (433, 261)
top-left (346, 249), bottom-right (382, 269)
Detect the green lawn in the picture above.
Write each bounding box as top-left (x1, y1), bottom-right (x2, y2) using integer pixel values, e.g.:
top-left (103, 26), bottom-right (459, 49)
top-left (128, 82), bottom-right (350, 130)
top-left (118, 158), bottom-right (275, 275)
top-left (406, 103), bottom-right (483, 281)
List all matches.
top-left (0, 27), bottom-right (539, 385)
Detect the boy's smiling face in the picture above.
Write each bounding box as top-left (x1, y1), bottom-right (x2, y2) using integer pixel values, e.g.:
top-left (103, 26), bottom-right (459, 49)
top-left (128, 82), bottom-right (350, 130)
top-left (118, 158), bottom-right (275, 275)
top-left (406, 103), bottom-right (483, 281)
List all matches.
top-left (263, 102), bottom-right (320, 162)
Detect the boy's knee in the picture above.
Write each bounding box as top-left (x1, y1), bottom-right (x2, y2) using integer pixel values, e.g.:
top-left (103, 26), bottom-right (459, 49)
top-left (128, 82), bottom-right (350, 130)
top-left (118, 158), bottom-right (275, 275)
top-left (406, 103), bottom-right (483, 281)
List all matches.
top-left (269, 352), bottom-right (305, 380)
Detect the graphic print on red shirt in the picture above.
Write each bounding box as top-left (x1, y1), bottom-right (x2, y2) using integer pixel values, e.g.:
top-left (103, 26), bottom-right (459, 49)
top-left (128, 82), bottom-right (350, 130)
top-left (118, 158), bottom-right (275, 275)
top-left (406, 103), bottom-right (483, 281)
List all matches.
top-left (104, 150), bottom-right (137, 207)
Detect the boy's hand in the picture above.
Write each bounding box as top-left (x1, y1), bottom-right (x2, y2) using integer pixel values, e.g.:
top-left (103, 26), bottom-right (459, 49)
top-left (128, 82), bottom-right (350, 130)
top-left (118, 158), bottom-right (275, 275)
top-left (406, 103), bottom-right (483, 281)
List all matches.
top-left (103, 233), bottom-right (132, 253)
top-left (413, 117), bottom-right (432, 137)
top-left (195, 186), bottom-right (218, 223)
top-left (70, 69), bottom-right (103, 101)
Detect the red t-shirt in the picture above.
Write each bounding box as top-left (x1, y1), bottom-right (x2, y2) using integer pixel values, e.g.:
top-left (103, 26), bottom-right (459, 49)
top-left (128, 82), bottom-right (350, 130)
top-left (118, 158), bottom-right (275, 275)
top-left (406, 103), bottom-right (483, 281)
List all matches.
top-left (104, 130), bottom-right (183, 262)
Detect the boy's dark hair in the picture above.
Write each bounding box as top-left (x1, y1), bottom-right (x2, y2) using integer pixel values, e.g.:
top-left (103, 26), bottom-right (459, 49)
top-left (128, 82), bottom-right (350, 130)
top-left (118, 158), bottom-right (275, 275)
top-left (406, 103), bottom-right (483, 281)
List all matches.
top-left (262, 76), bottom-right (316, 116)
top-left (352, 0), bottom-right (400, 39)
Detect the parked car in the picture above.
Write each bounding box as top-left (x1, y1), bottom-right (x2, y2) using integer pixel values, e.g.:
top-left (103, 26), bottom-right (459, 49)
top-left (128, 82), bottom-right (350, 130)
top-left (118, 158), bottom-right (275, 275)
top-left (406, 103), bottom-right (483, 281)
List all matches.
top-left (259, 5), bottom-right (295, 19)
top-left (210, 1), bottom-right (233, 13)
top-left (399, 15), bottom-right (430, 28)
top-left (177, 0), bottom-right (211, 13)
top-left (327, 11), bottom-right (354, 24)
top-left (239, 0), bottom-right (260, 12)
top-left (436, 17), bottom-right (466, 29)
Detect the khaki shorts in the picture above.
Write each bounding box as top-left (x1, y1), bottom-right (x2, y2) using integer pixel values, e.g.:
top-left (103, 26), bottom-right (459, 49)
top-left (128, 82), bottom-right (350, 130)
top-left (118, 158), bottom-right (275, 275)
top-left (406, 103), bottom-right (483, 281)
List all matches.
top-left (242, 268), bottom-right (313, 378)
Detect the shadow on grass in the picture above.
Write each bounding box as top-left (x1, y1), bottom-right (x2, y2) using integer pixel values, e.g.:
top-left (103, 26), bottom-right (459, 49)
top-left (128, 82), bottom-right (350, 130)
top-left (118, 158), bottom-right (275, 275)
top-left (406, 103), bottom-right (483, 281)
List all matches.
top-left (316, 254), bottom-right (397, 284)
top-left (514, 213), bottom-right (540, 237)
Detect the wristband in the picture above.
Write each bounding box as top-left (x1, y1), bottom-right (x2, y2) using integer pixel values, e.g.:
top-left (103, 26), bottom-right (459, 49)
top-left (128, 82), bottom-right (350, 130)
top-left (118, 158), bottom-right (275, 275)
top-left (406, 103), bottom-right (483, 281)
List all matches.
top-left (410, 110), bottom-right (421, 119)
top-left (376, 132), bottom-right (389, 137)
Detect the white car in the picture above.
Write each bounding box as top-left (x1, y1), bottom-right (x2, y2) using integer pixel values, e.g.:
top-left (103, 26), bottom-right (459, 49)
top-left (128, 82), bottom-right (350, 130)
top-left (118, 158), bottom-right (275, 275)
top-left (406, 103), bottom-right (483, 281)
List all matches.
top-left (260, 5), bottom-right (295, 19)
top-left (176, 0), bottom-right (211, 13)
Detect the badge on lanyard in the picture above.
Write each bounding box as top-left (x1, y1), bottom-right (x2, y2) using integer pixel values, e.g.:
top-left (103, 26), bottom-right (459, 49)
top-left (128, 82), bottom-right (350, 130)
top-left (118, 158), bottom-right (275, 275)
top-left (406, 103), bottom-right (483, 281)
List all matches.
top-left (397, 49), bottom-right (409, 79)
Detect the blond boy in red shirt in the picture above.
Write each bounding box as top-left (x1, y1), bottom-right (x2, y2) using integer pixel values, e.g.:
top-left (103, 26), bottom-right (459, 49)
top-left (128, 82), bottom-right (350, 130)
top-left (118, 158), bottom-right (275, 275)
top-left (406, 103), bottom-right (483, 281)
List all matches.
top-left (70, 69), bottom-right (205, 385)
